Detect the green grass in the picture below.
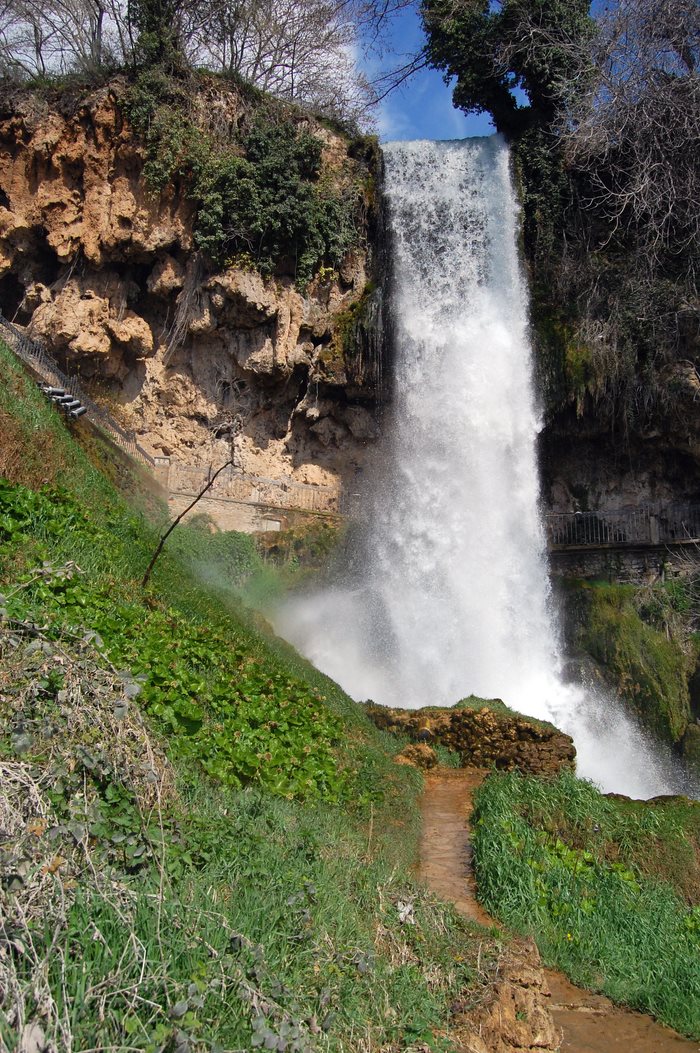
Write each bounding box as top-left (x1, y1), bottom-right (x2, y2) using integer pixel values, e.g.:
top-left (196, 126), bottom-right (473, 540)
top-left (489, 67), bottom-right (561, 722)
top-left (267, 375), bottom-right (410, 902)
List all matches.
top-left (0, 341), bottom-right (498, 1050)
top-left (368, 694), bottom-right (566, 739)
top-left (3, 674), bottom-right (484, 1052)
top-left (472, 771), bottom-right (700, 1038)
top-left (451, 694), bottom-right (562, 732)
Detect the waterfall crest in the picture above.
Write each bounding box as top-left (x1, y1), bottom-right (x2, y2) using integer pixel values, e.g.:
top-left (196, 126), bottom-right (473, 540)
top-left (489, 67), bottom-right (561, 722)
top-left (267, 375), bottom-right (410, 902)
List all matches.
top-left (276, 137), bottom-right (687, 798)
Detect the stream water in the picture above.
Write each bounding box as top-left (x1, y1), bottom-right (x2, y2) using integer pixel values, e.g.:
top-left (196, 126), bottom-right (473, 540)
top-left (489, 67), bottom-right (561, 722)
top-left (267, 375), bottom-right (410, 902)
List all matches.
top-left (276, 137), bottom-right (689, 798)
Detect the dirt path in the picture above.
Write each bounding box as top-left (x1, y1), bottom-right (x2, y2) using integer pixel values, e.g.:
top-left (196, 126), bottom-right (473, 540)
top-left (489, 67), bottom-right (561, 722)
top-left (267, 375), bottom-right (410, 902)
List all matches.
top-left (420, 769), bottom-right (700, 1053)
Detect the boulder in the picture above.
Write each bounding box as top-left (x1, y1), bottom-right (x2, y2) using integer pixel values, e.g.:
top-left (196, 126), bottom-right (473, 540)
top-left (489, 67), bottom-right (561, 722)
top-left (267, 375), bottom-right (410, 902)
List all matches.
top-left (394, 743), bottom-right (438, 770)
top-left (454, 939), bottom-right (562, 1053)
top-left (366, 698), bottom-right (576, 777)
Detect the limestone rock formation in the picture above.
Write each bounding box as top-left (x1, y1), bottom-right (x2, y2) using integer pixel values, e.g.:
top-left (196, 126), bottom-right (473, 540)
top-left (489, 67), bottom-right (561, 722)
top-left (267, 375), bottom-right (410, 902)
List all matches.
top-left (394, 743), bottom-right (438, 769)
top-left (366, 699), bottom-right (576, 777)
top-left (454, 939), bottom-right (563, 1053)
top-left (0, 81), bottom-right (382, 491)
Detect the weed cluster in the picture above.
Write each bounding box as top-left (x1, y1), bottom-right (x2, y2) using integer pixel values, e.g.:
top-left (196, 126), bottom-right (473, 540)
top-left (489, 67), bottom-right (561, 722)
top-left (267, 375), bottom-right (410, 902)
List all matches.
top-left (0, 623), bottom-right (495, 1052)
top-left (0, 481), bottom-right (353, 800)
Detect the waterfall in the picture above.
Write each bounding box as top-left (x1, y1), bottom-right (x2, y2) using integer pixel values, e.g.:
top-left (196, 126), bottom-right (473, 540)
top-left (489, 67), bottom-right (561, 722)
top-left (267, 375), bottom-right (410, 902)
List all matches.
top-left (276, 137), bottom-right (688, 798)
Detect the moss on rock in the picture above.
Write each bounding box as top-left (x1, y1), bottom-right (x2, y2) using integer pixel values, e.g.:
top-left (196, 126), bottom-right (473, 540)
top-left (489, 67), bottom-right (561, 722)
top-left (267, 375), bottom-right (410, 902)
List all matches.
top-left (567, 581), bottom-right (692, 744)
top-left (364, 698), bottom-right (575, 777)
top-left (532, 296), bottom-right (594, 417)
top-left (682, 724), bottom-right (700, 776)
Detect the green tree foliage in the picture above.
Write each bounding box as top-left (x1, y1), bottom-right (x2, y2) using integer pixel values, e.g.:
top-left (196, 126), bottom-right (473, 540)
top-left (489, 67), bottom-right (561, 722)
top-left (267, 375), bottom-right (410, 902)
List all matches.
top-left (128, 0), bottom-right (177, 62)
top-left (421, 0), bottom-right (699, 433)
top-left (421, 0), bottom-right (593, 137)
top-left (421, 0), bottom-right (594, 272)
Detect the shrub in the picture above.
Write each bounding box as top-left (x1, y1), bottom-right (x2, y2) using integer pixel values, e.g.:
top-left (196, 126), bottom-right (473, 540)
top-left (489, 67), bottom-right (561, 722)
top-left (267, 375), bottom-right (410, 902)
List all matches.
top-left (123, 69), bottom-right (361, 288)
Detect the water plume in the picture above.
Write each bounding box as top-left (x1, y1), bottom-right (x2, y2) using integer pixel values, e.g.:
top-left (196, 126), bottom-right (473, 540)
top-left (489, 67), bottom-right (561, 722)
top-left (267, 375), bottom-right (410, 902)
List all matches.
top-left (275, 137), bottom-right (690, 798)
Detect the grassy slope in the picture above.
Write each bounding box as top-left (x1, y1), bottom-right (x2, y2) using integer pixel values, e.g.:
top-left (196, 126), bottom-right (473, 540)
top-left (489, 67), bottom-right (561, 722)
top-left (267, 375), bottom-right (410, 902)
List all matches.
top-left (0, 343), bottom-right (498, 1052)
top-left (472, 771), bottom-right (700, 1038)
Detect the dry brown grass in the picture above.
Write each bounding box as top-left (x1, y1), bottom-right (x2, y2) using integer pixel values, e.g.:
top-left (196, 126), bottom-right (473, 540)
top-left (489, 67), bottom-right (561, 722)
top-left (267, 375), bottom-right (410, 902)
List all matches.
top-left (0, 620), bottom-right (177, 1048)
top-left (0, 405), bottom-right (68, 489)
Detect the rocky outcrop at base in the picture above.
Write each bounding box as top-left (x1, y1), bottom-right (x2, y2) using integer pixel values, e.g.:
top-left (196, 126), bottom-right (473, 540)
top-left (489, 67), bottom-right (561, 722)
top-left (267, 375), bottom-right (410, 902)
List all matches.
top-left (368, 699), bottom-right (575, 776)
top-left (453, 939), bottom-right (563, 1053)
top-left (395, 742), bottom-right (438, 769)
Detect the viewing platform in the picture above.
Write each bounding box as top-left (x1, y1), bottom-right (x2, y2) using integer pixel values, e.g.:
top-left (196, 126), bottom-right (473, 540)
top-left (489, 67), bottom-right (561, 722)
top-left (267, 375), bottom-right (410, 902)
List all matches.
top-left (545, 507), bottom-right (700, 580)
top-left (545, 507), bottom-right (700, 551)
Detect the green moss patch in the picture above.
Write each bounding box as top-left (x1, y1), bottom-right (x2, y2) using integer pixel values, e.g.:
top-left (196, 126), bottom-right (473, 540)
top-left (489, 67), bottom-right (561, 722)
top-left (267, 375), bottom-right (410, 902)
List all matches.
top-left (568, 580), bottom-right (692, 744)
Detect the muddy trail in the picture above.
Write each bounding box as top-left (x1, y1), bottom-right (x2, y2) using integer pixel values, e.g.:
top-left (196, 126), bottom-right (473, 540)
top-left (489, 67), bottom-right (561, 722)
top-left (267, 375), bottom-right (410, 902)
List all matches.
top-left (420, 769), bottom-right (699, 1053)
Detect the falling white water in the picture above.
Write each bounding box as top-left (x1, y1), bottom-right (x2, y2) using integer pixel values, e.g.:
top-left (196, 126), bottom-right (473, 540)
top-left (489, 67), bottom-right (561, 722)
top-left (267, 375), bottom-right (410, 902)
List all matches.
top-left (276, 137), bottom-right (688, 799)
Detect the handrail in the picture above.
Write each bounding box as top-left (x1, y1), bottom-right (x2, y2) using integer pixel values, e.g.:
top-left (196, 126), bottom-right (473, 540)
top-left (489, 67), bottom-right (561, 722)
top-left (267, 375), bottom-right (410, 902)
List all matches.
top-left (167, 461), bottom-right (343, 514)
top-left (0, 311), bottom-right (155, 469)
top-left (545, 506), bottom-right (700, 548)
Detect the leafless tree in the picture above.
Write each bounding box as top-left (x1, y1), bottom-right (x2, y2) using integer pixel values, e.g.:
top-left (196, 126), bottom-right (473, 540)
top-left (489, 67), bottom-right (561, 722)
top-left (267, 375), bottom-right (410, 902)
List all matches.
top-left (0, 0), bottom-right (381, 125)
top-left (0, 0), bottom-right (129, 76)
top-left (560, 0), bottom-right (700, 266)
top-left (188, 0), bottom-right (377, 125)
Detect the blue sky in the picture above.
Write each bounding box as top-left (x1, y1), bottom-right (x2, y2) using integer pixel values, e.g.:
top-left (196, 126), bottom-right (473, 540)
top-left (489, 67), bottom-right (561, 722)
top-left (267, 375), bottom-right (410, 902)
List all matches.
top-left (360, 5), bottom-right (495, 142)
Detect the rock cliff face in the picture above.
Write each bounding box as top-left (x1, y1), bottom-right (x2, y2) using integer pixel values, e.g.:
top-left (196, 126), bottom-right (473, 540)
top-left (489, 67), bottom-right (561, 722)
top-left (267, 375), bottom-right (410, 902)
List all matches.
top-left (540, 409), bottom-right (700, 516)
top-left (538, 326), bottom-right (700, 515)
top-left (0, 81), bottom-right (382, 489)
top-left (6, 77), bottom-right (696, 522)
top-left (454, 939), bottom-right (563, 1053)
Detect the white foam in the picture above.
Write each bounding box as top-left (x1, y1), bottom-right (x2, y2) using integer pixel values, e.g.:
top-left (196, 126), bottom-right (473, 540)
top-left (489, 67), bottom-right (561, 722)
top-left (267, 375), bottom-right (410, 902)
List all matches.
top-left (275, 137), bottom-right (689, 798)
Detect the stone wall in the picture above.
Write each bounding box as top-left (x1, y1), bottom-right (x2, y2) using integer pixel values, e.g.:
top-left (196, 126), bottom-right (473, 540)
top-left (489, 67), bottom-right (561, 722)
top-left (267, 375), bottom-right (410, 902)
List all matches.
top-left (166, 491), bottom-right (342, 534)
top-left (549, 544), bottom-right (700, 583)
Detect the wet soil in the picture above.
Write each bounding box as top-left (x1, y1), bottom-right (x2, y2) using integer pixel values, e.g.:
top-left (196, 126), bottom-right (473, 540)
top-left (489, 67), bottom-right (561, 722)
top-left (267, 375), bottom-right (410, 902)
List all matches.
top-left (420, 769), bottom-right (700, 1053)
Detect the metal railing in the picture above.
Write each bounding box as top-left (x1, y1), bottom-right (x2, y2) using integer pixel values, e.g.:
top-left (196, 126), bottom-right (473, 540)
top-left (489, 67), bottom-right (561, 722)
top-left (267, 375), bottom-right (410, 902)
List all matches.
top-left (0, 312), bottom-right (155, 469)
top-left (545, 506), bottom-right (700, 548)
top-left (168, 461), bottom-right (343, 515)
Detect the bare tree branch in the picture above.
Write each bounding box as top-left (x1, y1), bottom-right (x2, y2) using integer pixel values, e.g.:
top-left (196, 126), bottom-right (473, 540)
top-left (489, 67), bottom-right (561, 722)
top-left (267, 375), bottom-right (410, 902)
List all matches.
top-left (560, 0), bottom-right (700, 267)
top-left (141, 459), bottom-right (233, 588)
